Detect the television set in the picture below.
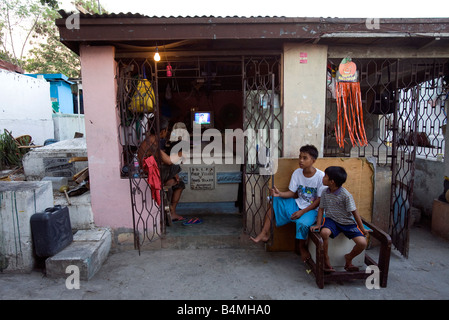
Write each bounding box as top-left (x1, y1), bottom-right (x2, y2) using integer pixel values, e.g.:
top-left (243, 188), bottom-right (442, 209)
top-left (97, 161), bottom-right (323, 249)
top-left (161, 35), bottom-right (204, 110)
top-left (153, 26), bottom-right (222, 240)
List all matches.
top-left (191, 111), bottom-right (214, 129)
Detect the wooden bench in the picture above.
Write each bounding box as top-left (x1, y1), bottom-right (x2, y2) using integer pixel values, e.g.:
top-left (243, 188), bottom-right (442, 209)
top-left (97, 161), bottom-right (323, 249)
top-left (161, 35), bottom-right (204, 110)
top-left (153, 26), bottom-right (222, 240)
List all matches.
top-left (266, 157), bottom-right (392, 288)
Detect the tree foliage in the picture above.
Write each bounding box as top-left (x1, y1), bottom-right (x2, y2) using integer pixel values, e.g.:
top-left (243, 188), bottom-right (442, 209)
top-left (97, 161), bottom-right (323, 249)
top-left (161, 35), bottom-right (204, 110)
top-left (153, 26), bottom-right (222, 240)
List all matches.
top-left (39, 0), bottom-right (58, 9)
top-left (0, 0), bottom-right (46, 69)
top-left (0, 0), bottom-right (107, 78)
top-left (25, 6), bottom-right (81, 77)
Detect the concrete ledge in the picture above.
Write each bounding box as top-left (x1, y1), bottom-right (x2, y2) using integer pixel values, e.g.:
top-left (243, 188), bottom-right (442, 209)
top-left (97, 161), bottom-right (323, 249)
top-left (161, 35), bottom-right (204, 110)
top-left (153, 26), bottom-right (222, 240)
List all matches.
top-left (45, 228), bottom-right (111, 280)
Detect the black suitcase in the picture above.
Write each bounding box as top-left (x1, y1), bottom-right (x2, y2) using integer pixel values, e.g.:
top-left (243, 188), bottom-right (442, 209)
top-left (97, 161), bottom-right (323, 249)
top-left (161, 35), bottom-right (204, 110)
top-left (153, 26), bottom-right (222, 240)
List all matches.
top-left (30, 205), bottom-right (73, 257)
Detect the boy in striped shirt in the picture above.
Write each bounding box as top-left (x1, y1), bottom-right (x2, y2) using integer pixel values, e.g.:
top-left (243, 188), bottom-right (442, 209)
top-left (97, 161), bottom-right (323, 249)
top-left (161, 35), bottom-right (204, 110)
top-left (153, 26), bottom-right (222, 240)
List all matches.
top-left (310, 166), bottom-right (368, 273)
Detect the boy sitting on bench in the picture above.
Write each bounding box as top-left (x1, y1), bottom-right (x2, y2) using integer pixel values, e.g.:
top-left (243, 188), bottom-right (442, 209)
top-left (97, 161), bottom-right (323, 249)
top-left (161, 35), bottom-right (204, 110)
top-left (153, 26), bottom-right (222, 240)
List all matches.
top-left (251, 144), bottom-right (325, 262)
top-left (310, 166), bottom-right (369, 272)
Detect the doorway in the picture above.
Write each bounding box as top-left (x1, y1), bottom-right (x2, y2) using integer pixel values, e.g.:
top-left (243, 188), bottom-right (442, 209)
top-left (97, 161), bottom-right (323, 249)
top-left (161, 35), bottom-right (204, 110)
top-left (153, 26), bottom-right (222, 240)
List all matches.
top-left (116, 54), bottom-right (283, 250)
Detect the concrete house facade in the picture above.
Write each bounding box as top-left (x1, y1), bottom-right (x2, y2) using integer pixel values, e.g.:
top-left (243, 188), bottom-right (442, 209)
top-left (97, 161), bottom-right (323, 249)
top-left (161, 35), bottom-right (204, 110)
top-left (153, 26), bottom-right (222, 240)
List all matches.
top-left (55, 13), bottom-right (449, 255)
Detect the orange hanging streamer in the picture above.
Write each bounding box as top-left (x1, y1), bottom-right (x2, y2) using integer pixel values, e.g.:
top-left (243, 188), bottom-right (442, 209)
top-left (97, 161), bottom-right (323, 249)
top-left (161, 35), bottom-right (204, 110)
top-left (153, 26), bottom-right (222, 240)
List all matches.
top-left (335, 82), bottom-right (368, 148)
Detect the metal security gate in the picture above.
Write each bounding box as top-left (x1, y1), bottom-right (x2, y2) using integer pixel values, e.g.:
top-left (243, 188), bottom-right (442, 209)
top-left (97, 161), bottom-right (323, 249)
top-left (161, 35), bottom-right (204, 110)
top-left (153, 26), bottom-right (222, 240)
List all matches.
top-left (325, 58), bottom-right (448, 257)
top-left (116, 58), bottom-right (165, 252)
top-left (242, 56), bottom-right (283, 238)
top-left (390, 59), bottom-right (448, 257)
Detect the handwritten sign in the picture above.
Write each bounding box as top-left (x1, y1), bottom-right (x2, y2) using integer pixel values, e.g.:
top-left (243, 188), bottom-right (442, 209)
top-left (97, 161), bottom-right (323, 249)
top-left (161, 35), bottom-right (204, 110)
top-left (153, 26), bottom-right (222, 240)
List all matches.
top-left (190, 166), bottom-right (215, 190)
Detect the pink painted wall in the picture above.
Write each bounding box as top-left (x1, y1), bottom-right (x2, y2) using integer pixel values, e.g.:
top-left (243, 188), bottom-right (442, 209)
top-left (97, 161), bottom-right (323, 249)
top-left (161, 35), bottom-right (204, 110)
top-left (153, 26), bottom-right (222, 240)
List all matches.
top-left (80, 45), bottom-right (133, 228)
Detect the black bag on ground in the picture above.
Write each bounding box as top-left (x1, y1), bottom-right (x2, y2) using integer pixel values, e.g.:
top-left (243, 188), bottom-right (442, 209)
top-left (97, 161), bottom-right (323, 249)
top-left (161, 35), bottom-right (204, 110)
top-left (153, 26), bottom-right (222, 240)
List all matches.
top-left (30, 205), bottom-right (73, 257)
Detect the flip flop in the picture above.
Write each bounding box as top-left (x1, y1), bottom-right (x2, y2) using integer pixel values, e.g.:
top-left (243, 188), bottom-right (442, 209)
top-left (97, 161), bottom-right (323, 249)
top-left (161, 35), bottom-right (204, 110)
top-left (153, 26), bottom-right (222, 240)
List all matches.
top-left (182, 217), bottom-right (203, 226)
top-left (324, 267), bottom-right (336, 273)
top-left (172, 217), bottom-right (187, 223)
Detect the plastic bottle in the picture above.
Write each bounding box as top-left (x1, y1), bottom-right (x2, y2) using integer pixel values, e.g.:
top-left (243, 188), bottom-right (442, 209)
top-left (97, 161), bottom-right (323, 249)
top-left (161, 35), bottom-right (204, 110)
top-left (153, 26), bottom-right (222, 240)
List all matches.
top-left (132, 153), bottom-right (140, 178)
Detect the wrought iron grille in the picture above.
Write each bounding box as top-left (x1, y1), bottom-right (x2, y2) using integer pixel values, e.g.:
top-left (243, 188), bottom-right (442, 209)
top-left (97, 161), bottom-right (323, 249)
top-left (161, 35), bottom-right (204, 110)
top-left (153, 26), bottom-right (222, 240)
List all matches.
top-left (116, 58), bottom-right (164, 252)
top-left (242, 56), bottom-right (283, 239)
top-left (325, 58), bottom-right (449, 257)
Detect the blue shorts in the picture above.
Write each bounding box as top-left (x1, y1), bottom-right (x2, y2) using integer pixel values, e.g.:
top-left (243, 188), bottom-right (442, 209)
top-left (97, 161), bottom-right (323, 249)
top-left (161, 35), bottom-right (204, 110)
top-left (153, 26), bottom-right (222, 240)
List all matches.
top-left (272, 197), bottom-right (318, 240)
top-left (322, 217), bottom-right (365, 239)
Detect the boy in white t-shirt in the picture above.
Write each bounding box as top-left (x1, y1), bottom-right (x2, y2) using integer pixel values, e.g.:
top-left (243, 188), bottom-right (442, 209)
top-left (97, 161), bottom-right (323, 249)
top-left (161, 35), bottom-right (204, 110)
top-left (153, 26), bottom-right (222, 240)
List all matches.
top-left (250, 145), bottom-right (324, 262)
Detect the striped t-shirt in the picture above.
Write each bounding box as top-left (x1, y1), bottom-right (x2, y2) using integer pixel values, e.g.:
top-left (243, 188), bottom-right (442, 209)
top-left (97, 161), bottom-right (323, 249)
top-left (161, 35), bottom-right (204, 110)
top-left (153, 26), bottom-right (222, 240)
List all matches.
top-left (319, 186), bottom-right (357, 225)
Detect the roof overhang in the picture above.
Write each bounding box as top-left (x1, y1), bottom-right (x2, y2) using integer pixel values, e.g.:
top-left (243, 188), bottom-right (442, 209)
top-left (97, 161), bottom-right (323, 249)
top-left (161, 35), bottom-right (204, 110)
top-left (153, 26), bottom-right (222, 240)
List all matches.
top-left (55, 12), bottom-right (449, 56)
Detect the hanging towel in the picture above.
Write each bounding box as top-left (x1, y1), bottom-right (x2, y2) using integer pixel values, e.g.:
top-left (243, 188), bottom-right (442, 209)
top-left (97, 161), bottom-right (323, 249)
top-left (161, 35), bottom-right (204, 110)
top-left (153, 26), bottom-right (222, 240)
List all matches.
top-left (143, 156), bottom-right (161, 205)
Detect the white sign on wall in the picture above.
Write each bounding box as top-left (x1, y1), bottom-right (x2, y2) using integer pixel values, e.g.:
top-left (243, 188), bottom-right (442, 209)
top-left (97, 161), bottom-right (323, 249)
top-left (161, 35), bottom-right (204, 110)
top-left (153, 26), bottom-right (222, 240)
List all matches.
top-left (190, 166), bottom-right (215, 190)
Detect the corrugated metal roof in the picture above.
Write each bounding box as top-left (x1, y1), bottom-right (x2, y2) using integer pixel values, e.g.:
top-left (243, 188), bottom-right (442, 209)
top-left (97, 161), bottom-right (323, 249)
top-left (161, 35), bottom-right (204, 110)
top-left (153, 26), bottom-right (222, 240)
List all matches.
top-left (58, 10), bottom-right (292, 19)
top-left (57, 10), bottom-right (449, 23)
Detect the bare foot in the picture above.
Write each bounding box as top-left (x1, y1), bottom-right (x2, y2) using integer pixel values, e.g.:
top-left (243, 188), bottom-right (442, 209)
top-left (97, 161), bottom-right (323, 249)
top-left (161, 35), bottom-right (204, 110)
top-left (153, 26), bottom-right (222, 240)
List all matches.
top-left (300, 252), bottom-right (311, 263)
top-left (344, 253), bottom-right (359, 272)
top-left (250, 231), bottom-right (270, 243)
top-left (171, 213), bottom-right (184, 221)
top-left (323, 262), bottom-right (335, 273)
top-left (344, 253), bottom-right (352, 265)
top-left (298, 241), bottom-right (311, 262)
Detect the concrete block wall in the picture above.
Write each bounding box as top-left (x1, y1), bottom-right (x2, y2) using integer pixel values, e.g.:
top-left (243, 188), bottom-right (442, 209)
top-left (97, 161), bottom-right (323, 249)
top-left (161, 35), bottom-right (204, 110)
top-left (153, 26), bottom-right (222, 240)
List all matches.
top-left (0, 181), bottom-right (53, 273)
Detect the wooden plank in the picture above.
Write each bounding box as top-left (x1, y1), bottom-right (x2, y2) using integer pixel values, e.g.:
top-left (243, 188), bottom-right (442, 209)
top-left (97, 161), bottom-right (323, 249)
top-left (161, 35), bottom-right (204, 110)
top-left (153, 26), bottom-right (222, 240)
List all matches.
top-left (73, 167), bottom-right (89, 181)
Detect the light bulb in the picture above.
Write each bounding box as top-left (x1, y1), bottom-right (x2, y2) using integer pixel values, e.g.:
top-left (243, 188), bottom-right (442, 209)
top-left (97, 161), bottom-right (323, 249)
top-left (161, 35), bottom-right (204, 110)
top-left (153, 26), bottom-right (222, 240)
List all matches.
top-left (154, 51), bottom-right (160, 62)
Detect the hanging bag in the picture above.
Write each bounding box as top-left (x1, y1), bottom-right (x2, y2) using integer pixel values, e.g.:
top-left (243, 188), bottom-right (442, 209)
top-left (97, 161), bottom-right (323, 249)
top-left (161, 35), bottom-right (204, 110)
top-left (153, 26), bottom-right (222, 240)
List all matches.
top-left (129, 64), bottom-right (155, 113)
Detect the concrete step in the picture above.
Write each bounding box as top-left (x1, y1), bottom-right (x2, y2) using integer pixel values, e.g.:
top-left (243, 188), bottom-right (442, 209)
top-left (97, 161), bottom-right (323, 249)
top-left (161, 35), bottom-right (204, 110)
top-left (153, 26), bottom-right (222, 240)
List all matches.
top-left (45, 227), bottom-right (112, 280)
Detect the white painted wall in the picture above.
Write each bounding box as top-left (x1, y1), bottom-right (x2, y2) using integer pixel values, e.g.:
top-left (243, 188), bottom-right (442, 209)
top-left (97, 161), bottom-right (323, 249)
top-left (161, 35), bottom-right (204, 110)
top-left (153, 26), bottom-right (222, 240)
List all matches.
top-left (282, 44), bottom-right (328, 157)
top-left (0, 70), bottom-right (54, 145)
top-left (53, 113), bottom-right (86, 141)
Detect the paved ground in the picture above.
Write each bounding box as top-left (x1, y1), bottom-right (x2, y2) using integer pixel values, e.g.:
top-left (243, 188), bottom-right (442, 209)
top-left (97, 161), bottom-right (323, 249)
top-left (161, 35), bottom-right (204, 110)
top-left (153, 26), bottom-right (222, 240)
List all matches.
top-left (1, 223), bottom-right (449, 301)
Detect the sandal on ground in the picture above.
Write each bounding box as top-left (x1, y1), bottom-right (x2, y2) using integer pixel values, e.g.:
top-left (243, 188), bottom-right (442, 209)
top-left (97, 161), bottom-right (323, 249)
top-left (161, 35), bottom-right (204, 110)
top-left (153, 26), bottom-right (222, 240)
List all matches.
top-left (172, 217), bottom-right (187, 223)
top-left (182, 217), bottom-right (203, 226)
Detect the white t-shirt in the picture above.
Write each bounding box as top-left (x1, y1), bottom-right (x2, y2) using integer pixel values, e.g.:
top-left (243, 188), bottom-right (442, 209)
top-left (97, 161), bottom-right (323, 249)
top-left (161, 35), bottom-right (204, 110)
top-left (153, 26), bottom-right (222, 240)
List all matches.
top-left (288, 168), bottom-right (325, 210)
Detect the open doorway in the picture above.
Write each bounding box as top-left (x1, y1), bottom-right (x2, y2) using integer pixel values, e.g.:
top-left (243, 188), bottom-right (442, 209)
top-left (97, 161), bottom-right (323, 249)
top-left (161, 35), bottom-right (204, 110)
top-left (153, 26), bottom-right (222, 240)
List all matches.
top-left (116, 55), bottom-right (283, 249)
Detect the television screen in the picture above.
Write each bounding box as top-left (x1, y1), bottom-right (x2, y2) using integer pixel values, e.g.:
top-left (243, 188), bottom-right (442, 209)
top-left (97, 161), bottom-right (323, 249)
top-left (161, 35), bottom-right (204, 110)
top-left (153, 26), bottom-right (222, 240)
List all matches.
top-left (194, 112), bottom-right (211, 125)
